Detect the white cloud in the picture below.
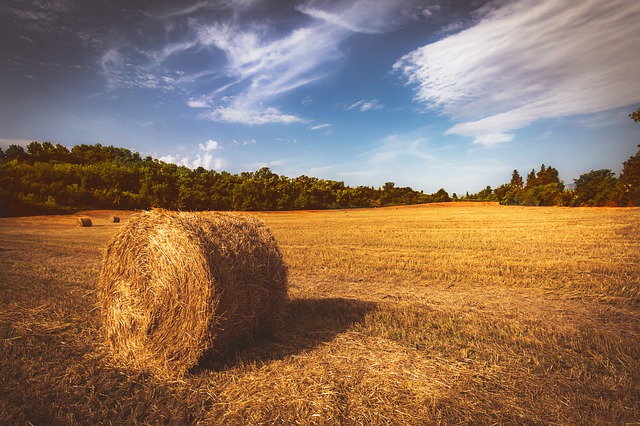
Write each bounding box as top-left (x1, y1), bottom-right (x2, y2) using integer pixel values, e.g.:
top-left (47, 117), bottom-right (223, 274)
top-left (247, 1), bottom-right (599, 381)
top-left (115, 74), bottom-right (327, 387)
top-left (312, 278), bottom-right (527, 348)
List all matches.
top-left (470, 133), bottom-right (514, 147)
top-left (395, 0), bottom-right (640, 145)
top-left (347, 99), bottom-right (385, 112)
top-left (420, 5), bottom-right (441, 18)
top-left (98, 48), bottom-right (124, 87)
top-left (310, 123), bottom-right (331, 130)
top-left (201, 106), bottom-right (305, 125)
top-left (98, 0), bottom-right (425, 125)
top-left (199, 139), bottom-right (219, 151)
top-left (158, 154), bottom-right (189, 166)
top-left (192, 21), bottom-right (344, 124)
top-left (159, 139), bottom-right (224, 170)
top-left (273, 137), bottom-right (298, 144)
top-left (7, 0), bottom-right (72, 33)
top-left (191, 152), bottom-right (223, 170)
top-left (298, 0), bottom-right (427, 34)
top-left (187, 98), bottom-right (210, 108)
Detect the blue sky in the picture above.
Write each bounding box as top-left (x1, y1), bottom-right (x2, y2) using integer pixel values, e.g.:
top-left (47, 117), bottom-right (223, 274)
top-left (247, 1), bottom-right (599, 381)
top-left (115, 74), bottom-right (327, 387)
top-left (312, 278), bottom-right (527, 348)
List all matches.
top-left (1, 0), bottom-right (639, 194)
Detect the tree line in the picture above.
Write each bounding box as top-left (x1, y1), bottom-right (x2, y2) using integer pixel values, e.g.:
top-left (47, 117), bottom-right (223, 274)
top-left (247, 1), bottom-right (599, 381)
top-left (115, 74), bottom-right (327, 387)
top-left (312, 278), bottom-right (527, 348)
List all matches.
top-left (463, 108), bottom-right (640, 206)
top-left (1, 108), bottom-right (638, 216)
top-left (0, 142), bottom-right (450, 216)
top-left (462, 148), bottom-right (640, 207)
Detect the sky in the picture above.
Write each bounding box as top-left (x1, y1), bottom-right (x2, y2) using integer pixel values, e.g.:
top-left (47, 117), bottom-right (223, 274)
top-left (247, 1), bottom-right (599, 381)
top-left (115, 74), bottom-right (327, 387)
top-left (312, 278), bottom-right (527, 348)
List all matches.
top-left (1, 0), bottom-right (639, 195)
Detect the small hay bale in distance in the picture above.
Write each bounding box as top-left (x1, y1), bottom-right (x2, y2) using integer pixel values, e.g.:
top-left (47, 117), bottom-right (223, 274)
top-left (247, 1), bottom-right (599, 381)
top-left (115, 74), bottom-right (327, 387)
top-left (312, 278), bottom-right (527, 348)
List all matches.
top-left (97, 209), bottom-right (288, 377)
top-left (109, 215), bottom-right (120, 223)
top-left (76, 217), bottom-right (92, 227)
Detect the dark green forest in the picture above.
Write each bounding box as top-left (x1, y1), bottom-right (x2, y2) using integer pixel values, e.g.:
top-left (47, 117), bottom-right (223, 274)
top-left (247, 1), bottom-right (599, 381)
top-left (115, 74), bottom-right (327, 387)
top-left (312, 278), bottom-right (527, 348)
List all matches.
top-left (1, 109), bottom-right (639, 216)
top-left (0, 142), bottom-right (453, 216)
top-left (1, 140), bottom-right (638, 217)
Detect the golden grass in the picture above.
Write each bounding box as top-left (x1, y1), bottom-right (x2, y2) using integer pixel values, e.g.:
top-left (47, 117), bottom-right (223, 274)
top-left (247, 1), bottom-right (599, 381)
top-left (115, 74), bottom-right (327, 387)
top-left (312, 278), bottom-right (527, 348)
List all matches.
top-left (1, 204), bottom-right (639, 424)
top-left (259, 203), bottom-right (640, 298)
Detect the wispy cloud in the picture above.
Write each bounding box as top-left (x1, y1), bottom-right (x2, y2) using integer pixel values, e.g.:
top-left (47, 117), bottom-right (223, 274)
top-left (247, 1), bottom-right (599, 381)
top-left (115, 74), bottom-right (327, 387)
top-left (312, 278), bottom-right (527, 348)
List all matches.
top-left (199, 106), bottom-right (305, 125)
top-left (367, 133), bottom-right (433, 163)
top-left (6, 0), bottom-right (101, 50)
top-left (6, 0), bottom-right (72, 32)
top-left (329, 132), bottom-right (434, 184)
top-left (347, 99), bottom-right (385, 112)
top-left (394, 0), bottom-right (640, 146)
top-left (298, 0), bottom-right (430, 34)
top-left (192, 20), bottom-right (344, 124)
top-left (97, 0), bottom-right (428, 126)
top-left (187, 98), bottom-right (210, 108)
top-left (310, 123), bottom-right (332, 130)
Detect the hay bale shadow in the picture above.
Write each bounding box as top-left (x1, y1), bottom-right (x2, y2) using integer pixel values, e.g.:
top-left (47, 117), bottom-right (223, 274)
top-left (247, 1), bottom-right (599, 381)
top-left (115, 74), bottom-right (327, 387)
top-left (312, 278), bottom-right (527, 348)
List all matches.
top-left (194, 297), bottom-right (377, 372)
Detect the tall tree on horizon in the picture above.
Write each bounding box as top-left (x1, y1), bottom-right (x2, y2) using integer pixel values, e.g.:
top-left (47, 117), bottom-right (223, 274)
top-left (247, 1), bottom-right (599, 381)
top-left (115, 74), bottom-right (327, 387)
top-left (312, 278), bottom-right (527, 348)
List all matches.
top-left (510, 170), bottom-right (524, 189)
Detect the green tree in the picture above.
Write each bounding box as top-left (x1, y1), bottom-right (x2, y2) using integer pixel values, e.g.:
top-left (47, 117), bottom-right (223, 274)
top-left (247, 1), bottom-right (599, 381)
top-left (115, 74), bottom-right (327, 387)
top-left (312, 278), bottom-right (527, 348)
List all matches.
top-left (573, 169), bottom-right (621, 206)
top-left (493, 184), bottom-right (510, 203)
top-left (510, 170), bottom-right (523, 189)
top-left (619, 145), bottom-right (640, 206)
top-left (476, 185), bottom-right (494, 200)
top-left (5, 144), bottom-right (26, 161)
top-left (536, 164), bottom-right (563, 189)
top-left (630, 107), bottom-right (640, 123)
top-left (525, 169), bottom-right (537, 189)
top-left (431, 188), bottom-right (451, 202)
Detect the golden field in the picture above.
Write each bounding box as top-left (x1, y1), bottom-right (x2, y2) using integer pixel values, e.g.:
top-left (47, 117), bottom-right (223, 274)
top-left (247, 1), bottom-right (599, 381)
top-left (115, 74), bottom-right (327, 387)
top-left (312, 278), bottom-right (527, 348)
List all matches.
top-left (1, 203), bottom-right (639, 424)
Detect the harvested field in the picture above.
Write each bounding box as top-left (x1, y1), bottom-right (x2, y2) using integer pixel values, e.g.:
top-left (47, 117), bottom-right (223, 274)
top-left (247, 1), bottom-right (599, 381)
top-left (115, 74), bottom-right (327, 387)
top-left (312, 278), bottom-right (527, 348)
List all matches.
top-left (1, 204), bottom-right (639, 424)
top-left (98, 209), bottom-right (288, 377)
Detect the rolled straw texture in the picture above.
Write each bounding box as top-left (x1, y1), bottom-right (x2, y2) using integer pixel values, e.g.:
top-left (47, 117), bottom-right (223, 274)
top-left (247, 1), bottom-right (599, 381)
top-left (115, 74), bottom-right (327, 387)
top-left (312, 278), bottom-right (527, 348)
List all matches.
top-left (76, 217), bottom-right (92, 227)
top-left (97, 209), bottom-right (288, 377)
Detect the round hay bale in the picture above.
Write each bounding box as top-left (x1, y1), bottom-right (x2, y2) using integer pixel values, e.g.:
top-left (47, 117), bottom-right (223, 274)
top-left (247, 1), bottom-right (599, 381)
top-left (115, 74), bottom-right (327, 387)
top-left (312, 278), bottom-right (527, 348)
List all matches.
top-left (110, 215), bottom-right (120, 223)
top-left (76, 217), bottom-right (92, 227)
top-left (97, 209), bottom-right (288, 377)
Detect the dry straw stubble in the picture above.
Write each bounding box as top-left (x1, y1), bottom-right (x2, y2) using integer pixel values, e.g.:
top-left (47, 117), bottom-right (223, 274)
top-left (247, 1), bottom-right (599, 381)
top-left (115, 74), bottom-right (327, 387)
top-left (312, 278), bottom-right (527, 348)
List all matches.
top-left (97, 209), bottom-right (288, 377)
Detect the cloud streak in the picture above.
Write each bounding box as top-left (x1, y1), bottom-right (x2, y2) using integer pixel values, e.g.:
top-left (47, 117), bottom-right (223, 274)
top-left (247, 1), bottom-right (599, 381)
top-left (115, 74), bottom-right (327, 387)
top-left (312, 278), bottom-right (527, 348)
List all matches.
top-left (97, 0), bottom-right (428, 125)
top-left (191, 19), bottom-right (345, 124)
top-left (347, 99), bottom-right (385, 112)
top-left (394, 0), bottom-right (640, 145)
top-left (298, 0), bottom-right (431, 34)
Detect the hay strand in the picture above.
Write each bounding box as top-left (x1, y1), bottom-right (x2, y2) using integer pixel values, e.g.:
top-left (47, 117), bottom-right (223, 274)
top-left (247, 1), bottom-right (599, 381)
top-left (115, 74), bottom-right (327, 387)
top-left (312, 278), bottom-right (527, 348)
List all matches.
top-left (76, 217), bottom-right (92, 227)
top-left (97, 209), bottom-right (288, 377)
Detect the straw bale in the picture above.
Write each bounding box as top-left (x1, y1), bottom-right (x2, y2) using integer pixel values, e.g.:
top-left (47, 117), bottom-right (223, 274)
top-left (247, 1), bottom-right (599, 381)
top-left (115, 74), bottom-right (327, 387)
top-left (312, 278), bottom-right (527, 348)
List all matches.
top-left (97, 209), bottom-right (288, 377)
top-left (76, 217), bottom-right (92, 227)
top-left (110, 216), bottom-right (120, 223)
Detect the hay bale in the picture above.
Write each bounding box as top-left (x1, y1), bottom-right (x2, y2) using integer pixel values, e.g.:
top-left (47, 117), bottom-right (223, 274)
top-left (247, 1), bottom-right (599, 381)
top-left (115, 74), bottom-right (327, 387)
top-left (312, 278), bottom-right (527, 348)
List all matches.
top-left (109, 215), bottom-right (120, 223)
top-left (97, 209), bottom-right (288, 377)
top-left (76, 217), bottom-right (92, 227)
